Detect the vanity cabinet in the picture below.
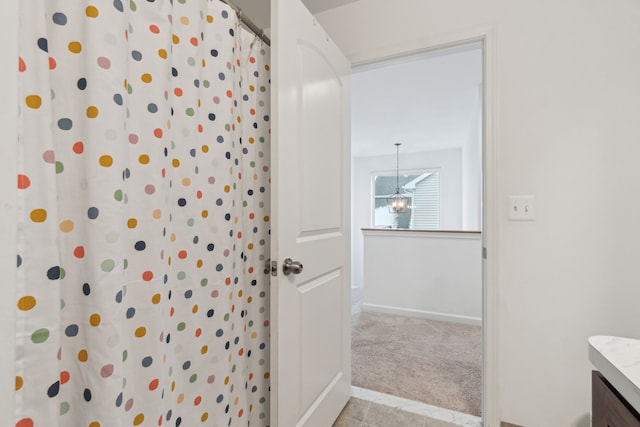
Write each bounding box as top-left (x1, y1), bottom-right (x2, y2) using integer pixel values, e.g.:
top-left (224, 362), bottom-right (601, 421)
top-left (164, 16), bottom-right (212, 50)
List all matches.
top-left (593, 371), bottom-right (640, 427)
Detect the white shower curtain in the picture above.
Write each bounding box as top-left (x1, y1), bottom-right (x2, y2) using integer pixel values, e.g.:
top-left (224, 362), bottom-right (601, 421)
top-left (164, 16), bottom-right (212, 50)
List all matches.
top-left (15, 1), bottom-right (270, 426)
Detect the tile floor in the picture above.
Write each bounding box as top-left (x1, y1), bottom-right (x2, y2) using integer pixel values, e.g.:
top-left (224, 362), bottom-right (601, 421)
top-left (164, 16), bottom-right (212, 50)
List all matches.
top-left (332, 387), bottom-right (482, 427)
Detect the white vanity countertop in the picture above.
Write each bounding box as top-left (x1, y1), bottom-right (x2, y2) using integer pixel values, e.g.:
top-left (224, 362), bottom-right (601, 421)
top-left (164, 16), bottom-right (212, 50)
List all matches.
top-left (588, 335), bottom-right (640, 413)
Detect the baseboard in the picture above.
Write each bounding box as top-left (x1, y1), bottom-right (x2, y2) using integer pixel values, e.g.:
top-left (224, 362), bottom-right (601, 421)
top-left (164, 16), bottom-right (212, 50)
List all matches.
top-left (362, 303), bottom-right (482, 326)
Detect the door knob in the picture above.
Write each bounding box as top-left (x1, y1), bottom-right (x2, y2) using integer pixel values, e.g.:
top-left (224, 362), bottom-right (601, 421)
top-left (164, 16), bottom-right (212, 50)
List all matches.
top-left (282, 258), bottom-right (303, 276)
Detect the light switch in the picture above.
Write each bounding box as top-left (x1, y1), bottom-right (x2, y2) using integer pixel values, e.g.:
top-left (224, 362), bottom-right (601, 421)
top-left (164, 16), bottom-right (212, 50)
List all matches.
top-left (508, 195), bottom-right (536, 221)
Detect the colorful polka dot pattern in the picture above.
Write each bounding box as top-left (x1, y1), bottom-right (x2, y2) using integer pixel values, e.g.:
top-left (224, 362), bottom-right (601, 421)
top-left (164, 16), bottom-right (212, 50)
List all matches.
top-left (16, 2), bottom-right (270, 426)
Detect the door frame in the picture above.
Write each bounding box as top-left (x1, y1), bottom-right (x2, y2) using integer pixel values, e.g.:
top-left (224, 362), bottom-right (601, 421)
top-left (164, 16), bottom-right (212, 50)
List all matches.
top-left (349, 27), bottom-right (498, 426)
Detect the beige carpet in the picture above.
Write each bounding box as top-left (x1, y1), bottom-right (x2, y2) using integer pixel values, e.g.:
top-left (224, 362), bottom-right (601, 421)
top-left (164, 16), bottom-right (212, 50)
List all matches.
top-left (351, 311), bottom-right (482, 416)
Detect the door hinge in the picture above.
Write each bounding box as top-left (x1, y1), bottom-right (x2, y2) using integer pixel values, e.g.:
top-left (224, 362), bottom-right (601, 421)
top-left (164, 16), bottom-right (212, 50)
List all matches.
top-left (483, 247), bottom-right (487, 259)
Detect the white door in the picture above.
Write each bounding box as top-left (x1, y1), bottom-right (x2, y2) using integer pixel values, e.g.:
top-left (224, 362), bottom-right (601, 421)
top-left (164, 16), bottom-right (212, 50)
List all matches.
top-left (271, 0), bottom-right (351, 425)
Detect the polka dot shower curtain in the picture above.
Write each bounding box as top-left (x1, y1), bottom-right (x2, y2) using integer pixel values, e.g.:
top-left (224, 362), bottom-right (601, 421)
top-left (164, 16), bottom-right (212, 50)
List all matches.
top-left (15, 1), bottom-right (270, 426)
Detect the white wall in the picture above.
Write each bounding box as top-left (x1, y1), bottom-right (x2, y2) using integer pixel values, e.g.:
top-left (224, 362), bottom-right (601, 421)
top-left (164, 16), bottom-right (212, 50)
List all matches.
top-left (0, 3), bottom-right (19, 427)
top-left (363, 230), bottom-right (482, 324)
top-left (319, 1), bottom-right (640, 426)
top-left (352, 149), bottom-right (463, 288)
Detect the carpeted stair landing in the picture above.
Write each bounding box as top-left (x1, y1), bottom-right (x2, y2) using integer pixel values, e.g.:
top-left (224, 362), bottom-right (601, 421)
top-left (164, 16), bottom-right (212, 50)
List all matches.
top-left (351, 311), bottom-right (482, 417)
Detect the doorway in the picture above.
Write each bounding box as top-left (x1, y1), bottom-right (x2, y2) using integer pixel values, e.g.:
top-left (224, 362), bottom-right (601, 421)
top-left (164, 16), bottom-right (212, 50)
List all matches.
top-left (349, 41), bottom-right (485, 421)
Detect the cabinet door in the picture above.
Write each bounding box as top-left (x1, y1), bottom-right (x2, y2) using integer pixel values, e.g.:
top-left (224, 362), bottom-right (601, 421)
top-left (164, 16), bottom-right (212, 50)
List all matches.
top-left (592, 371), bottom-right (640, 427)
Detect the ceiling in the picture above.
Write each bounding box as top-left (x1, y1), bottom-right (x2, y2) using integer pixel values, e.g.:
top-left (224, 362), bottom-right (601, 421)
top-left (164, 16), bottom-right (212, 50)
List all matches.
top-left (231, 0), bottom-right (359, 30)
top-left (228, 0), bottom-right (482, 159)
top-left (352, 44), bottom-right (483, 157)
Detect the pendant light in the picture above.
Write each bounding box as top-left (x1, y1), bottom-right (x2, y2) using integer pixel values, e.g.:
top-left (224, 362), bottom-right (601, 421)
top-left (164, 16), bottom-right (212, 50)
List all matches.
top-left (387, 143), bottom-right (411, 213)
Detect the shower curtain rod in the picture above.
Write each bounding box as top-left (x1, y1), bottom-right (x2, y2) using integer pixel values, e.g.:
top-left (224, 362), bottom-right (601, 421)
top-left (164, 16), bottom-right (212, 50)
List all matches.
top-left (219, 0), bottom-right (271, 46)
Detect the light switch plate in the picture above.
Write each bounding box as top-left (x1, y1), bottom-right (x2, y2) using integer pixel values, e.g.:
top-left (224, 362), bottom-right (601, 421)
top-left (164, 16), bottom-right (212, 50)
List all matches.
top-left (508, 195), bottom-right (536, 221)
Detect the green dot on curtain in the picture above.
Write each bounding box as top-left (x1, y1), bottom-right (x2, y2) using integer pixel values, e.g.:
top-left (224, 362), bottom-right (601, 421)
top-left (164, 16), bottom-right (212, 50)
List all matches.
top-left (250, 161), bottom-right (255, 168)
top-left (194, 166), bottom-right (199, 174)
top-left (259, 291), bottom-right (266, 298)
top-left (123, 350), bottom-right (128, 362)
top-left (130, 0), bottom-right (136, 11)
top-left (187, 57), bottom-right (195, 66)
top-left (127, 84), bottom-right (133, 94)
top-left (203, 80), bottom-right (210, 88)
top-left (259, 239), bottom-right (265, 246)
top-left (51, 89), bottom-right (56, 100)
top-left (260, 86), bottom-right (266, 92)
top-left (223, 314), bottom-right (230, 321)
top-left (55, 161), bottom-right (64, 173)
top-left (168, 367), bottom-right (173, 376)
top-left (60, 401), bottom-right (70, 415)
top-left (259, 202), bottom-right (264, 208)
top-left (177, 322), bottom-right (186, 331)
top-left (114, 190), bottom-right (123, 201)
top-left (189, 374), bottom-right (197, 383)
top-left (200, 278), bottom-right (208, 287)
top-left (178, 0), bottom-right (186, 4)
top-left (258, 152), bottom-right (264, 158)
top-left (224, 124), bottom-right (230, 131)
top-left (259, 360), bottom-right (265, 367)
top-left (187, 218), bottom-right (194, 227)
top-left (231, 365), bottom-right (236, 373)
top-left (177, 271), bottom-right (186, 280)
top-left (31, 328), bottom-right (50, 344)
top-left (123, 259), bottom-right (128, 269)
top-left (259, 254), bottom-right (265, 261)
top-left (59, 268), bottom-right (66, 279)
top-left (242, 201), bottom-right (247, 207)
top-left (101, 259), bottom-right (115, 272)
top-left (124, 194), bottom-right (128, 204)
top-left (248, 320), bottom-right (254, 327)
top-left (60, 299), bottom-right (65, 309)
top-left (186, 107), bottom-right (194, 116)
top-left (259, 307), bottom-right (265, 314)
top-left (259, 137), bottom-right (265, 143)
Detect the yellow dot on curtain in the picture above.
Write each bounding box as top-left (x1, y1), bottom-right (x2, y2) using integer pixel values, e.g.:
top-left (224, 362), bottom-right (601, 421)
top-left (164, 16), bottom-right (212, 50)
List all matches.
top-left (152, 209), bottom-right (162, 219)
top-left (138, 154), bottom-right (150, 164)
top-left (59, 220), bottom-right (74, 232)
top-left (133, 414), bottom-right (144, 426)
top-left (127, 218), bottom-right (138, 228)
top-left (30, 209), bottom-right (47, 223)
top-left (248, 243), bottom-right (254, 250)
top-left (141, 73), bottom-right (152, 83)
top-left (151, 294), bottom-right (161, 304)
top-left (248, 297), bottom-right (253, 304)
top-left (89, 314), bottom-right (101, 326)
top-left (238, 290), bottom-right (243, 298)
top-left (170, 233), bottom-right (176, 242)
top-left (89, 422), bottom-right (101, 427)
top-left (15, 376), bottom-right (23, 390)
top-left (224, 185), bottom-right (230, 193)
top-left (224, 376), bottom-right (230, 385)
top-left (180, 16), bottom-right (189, 25)
top-left (68, 41), bottom-right (82, 53)
top-left (201, 413), bottom-right (209, 422)
top-left (172, 159), bottom-right (180, 168)
top-left (249, 85), bottom-right (255, 92)
top-left (201, 145), bottom-right (209, 153)
top-left (86, 106), bottom-right (99, 118)
top-left (177, 394), bottom-right (184, 404)
top-left (17, 296), bottom-right (37, 311)
top-left (200, 345), bottom-right (208, 354)
top-left (135, 327), bottom-right (146, 337)
top-left (99, 155), bottom-right (113, 167)
top-left (206, 15), bottom-right (213, 23)
top-left (182, 178), bottom-right (191, 186)
top-left (248, 137), bottom-right (255, 144)
top-left (172, 35), bottom-right (180, 44)
top-left (86, 6), bottom-right (99, 18)
top-left (191, 305), bottom-right (198, 314)
top-left (158, 49), bottom-right (167, 59)
top-left (201, 210), bottom-right (208, 219)
top-left (78, 349), bottom-right (88, 362)
top-left (25, 95), bottom-right (42, 109)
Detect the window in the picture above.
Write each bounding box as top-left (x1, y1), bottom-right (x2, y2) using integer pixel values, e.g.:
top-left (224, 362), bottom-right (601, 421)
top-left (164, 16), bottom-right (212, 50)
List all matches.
top-left (373, 171), bottom-right (440, 230)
